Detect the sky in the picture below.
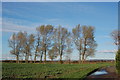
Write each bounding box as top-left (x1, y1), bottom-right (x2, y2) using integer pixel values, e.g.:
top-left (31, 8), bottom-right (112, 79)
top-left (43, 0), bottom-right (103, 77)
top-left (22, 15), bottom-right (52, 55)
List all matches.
top-left (1, 0), bottom-right (120, 2)
top-left (1, 2), bottom-right (118, 60)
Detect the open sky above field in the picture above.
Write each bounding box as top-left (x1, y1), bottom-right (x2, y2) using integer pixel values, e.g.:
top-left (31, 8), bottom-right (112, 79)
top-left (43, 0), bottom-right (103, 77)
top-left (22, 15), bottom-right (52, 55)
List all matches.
top-left (1, 2), bottom-right (118, 60)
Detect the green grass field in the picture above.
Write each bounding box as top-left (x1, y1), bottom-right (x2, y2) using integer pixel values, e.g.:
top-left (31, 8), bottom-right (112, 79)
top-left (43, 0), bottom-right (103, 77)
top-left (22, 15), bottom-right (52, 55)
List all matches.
top-left (2, 62), bottom-right (114, 78)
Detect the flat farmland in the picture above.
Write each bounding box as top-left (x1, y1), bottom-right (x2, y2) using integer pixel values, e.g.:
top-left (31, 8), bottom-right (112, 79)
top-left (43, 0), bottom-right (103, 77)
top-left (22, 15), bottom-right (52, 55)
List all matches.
top-left (2, 62), bottom-right (114, 79)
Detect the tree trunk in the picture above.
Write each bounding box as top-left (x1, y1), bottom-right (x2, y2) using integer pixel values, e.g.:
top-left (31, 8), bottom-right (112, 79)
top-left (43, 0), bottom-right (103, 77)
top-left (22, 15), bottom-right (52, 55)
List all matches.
top-left (69, 59), bottom-right (70, 64)
top-left (25, 55), bottom-right (27, 63)
top-left (30, 56), bottom-right (32, 63)
top-left (44, 49), bottom-right (46, 63)
top-left (51, 59), bottom-right (53, 61)
top-left (82, 38), bottom-right (87, 62)
top-left (84, 55), bottom-right (87, 61)
top-left (25, 54), bottom-right (29, 63)
top-left (16, 55), bottom-right (19, 63)
top-left (59, 47), bottom-right (61, 63)
top-left (60, 54), bottom-right (62, 61)
top-left (34, 54), bottom-right (37, 63)
top-left (40, 52), bottom-right (43, 63)
top-left (79, 53), bottom-right (81, 64)
top-left (60, 45), bottom-right (64, 64)
top-left (82, 54), bottom-right (85, 62)
top-left (60, 54), bottom-right (62, 64)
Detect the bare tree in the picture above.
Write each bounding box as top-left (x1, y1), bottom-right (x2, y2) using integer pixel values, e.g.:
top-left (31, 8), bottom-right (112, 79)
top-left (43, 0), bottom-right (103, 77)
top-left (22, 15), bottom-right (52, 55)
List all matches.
top-left (36, 25), bottom-right (53, 62)
top-left (9, 24), bottom-right (97, 64)
top-left (22, 32), bottom-right (35, 63)
top-left (48, 46), bottom-right (59, 61)
top-left (72, 25), bottom-right (97, 62)
top-left (111, 30), bottom-right (120, 46)
top-left (65, 32), bottom-right (73, 63)
top-left (34, 33), bottom-right (41, 63)
top-left (72, 24), bottom-right (82, 63)
top-left (84, 40), bottom-right (97, 60)
top-left (9, 33), bottom-right (19, 63)
top-left (81, 26), bottom-right (97, 62)
top-left (8, 32), bottom-right (25, 63)
top-left (53, 25), bottom-right (69, 63)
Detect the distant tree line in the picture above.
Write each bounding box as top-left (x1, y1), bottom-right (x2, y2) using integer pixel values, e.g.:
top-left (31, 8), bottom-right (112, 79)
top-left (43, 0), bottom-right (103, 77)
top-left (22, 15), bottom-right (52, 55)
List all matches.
top-left (8, 24), bottom-right (97, 63)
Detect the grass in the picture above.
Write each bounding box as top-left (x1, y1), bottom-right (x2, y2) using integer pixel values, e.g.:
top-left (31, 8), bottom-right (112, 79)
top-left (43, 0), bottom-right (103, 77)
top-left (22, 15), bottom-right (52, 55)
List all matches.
top-left (2, 62), bottom-right (114, 78)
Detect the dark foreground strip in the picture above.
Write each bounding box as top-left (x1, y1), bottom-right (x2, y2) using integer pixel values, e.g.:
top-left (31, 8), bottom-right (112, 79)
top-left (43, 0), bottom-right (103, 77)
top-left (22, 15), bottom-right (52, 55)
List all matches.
top-left (1, 78), bottom-right (119, 80)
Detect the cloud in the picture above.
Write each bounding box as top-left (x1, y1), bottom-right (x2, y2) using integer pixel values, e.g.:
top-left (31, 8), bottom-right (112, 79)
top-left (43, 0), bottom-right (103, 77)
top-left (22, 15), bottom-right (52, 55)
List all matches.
top-left (102, 35), bottom-right (111, 38)
top-left (2, 2), bottom-right (97, 27)
top-left (2, 18), bottom-right (37, 33)
top-left (97, 49), bottom-right (117, 53)
top-left (96, 35), bottom-right (111, 39)
top-left (3, 9), bottom-right (24, 18)
top-left (1, 53), bottom-right (15, 60)
top-left (1, 17), bottom-right (75, 34)
top-left (46, 18), bottom-right (61, 22)
top-left (2, 2), bottom-right (98, 18)
top-left (45, 18), bottom-right (65, 25)
top-left (1, 29), bottom-right (19, 33)
top-left (0, 18), bottom-right (2, 25)
top-left (1, 56), bottom-right (16, 60)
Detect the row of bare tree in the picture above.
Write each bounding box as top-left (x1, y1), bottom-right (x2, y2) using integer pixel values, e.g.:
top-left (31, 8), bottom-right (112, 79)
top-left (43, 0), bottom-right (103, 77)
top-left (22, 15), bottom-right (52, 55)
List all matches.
top-left (8, 24), bottom-right (97, 63)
